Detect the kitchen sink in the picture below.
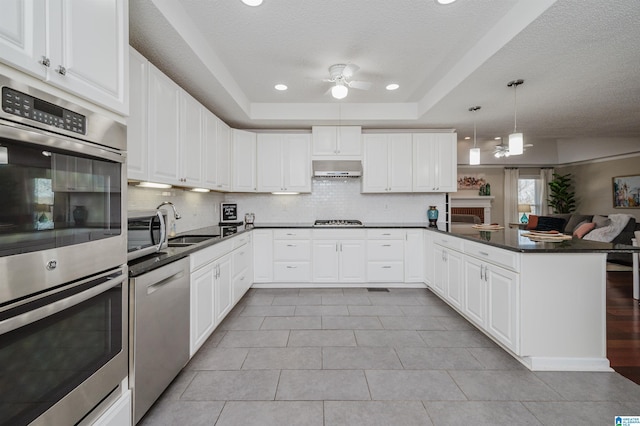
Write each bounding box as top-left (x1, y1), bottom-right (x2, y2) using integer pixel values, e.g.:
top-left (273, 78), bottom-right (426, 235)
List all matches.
top-left (167, 235), bottom-right (218, 247)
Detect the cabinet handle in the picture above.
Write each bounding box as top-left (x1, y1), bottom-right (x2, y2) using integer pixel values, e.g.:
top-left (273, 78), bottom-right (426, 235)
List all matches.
top-left (382, 244), bottom-right (391, 247)
top-left (336, 243), bottom-right (338, 252)
top-left (286, 265), bottom-right (297, 269)
top-left (479, 251), bottom-right (489, 256)
top-left (286, 233), bottom-right (296, 236)
top-left (40, 56), bottom-right (50, 67)
top-left (240, 276), bottom-right (245, 281)
top-left (382, 233), bottom-right (391, 236)
top-left (340, 243), bottom-right (343, 251)
top-left (56, 65), bottom-right (66, 76)
top-left (480, 265), bottom-right (484, 280)
top-left (286, 244), bottom-right (297, 247)
top-left (382, 266), bottom-right (391, 269)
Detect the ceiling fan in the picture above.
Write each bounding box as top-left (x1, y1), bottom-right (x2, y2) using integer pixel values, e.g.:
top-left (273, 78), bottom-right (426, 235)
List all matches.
top-left (493, 140), bottom-right (533, 158)
top-left (324, 64), bottom-right (372, 99)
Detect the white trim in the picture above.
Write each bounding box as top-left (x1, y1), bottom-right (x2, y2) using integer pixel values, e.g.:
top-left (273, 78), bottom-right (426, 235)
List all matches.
top-left (521, 356), bottom-right (612, 372)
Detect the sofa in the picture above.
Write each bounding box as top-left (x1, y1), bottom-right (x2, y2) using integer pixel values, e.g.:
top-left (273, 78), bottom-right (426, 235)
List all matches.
top-left (526, 213), bottom-right (640, 266)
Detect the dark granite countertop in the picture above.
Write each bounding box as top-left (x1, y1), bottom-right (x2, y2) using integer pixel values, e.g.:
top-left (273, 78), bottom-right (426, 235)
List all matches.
top-left (128, 225), bottom-right (251, 278)
top-left (128, 222), bottom-right (639, 277)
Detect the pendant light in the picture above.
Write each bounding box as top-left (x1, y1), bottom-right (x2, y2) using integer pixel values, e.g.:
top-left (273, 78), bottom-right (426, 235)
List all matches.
top-left (507, 79), bottom-right (524, 155)
top-left (468, 106), bottom-right (481, 165)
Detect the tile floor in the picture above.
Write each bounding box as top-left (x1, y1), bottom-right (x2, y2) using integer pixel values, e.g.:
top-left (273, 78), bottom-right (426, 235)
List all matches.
top-left (140, 288), bottom-right (640, 426)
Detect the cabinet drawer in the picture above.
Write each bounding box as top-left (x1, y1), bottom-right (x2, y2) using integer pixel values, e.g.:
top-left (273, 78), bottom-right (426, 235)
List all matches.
top-left (273, 229), bottom-right (312, 239)
top-left (273, 240), bottom-right (311, 261)
top-left (231, 232), bottom-right (251, 249)
top-left (367, 262), bottom-right (404, 282)
top-left (367, 229), bottom-right (404, 239)
top-left (233, 246), bottom-right (252, 274)
top-left (190, 239), bottom-right (234, 271)
top-left (273, 262), bottom-right (311, 282)
top-left (367, 240), bottom-right (404, 261)
top-left (432, 234), bottom-right (464, 252)
top-left (313, 229), bottom-right (366, 240)
top-left (464, 241), bottom-right (520, 271)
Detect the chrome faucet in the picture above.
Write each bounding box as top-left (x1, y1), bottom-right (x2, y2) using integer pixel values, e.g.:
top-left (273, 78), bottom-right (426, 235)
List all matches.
top-left (156, 201), bottom-right (181, 220)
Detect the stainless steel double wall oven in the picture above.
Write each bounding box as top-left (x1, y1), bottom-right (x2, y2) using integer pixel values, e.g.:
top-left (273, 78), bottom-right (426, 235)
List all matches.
top-left (0, 76), bottom-right (127, 425)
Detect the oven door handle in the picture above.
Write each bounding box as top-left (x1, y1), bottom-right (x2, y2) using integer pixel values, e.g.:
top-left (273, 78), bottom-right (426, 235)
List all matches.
top-left (0, 273), bottom-right (126, 335)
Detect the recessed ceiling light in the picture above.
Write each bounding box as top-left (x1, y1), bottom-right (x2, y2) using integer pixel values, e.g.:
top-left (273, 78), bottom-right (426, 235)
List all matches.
top-left (464, 136), bottom-right (471, 140)
top-left (242, 0), bottom-right (263, 6)
top-left (436, 0), bottom-right (457, 4)
top-left (386, 83), bottom-right (399, 91)
top-left (274, 84), bottom-right (287, 91)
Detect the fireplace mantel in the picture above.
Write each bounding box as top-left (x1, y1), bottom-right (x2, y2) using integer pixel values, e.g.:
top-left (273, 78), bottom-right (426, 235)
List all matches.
top-left (450, 195), bottom-right (495, 224)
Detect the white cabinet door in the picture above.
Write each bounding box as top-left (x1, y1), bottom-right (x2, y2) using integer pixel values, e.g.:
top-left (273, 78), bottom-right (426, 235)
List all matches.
top-left (312, 126), bottom-right (361, 157)
top-left (48, 0), bottom-right (128, 114)
top-left (257, 134), bottom-right (310, 193)
top-left (232, 129), bottom-right (257, 192)
top-left (388, 134), bottom-right (412, 192)
top-left (339, 240), bottom-right (366, 282)
top-left (405, 230), bottom-right (424, 283)
top-left (463, 257), bottom-right (486, 328)
top-left (190, 264), bottom-right (215, 356)
top-left (445, 249), bottom-right (464, 310)
top-left (312, 240), bottom-right (339, 282)
top-left (432, 244), bottom-right (446, 296)
top-left (362, 134), bottom-right (389, 192)
top-left (179, 91), bottom-right (204, 187)
top-left (147, 64), bottom-right (180, 185)
top-left (412, 133), bottom-right (457, 192)
top-left (215, 254), bottom-right (233, 324)
top-left (337, 126), bottom-right (362, 156)
top-left (486, 264), bottom-right (519, 352)
top-left (203, 111), bottom-right (219, 189)
top-left (0, 1), bottom-right (46, 78)
top-left (423, 232), bottom-right (434, 286)
top-left (283, 134), bottom-right (311, 192)
top-left (215, 119), bottom-right (231, 191)
top-left (256, 134), bottom-right (284, 192)
top-left (127, 48), bottom-right (148, 181)
top-left (253, 229), bottom-right (273, 282)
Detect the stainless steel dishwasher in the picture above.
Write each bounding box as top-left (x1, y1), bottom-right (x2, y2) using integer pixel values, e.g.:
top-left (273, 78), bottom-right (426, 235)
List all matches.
top-left (129, 257), bottom-right (190, 424)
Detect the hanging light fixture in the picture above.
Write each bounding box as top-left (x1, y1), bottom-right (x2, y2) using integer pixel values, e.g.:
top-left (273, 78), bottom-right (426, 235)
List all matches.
top-left (468, 106), bottom-right (481, 165)
top-left (507, 79), bottom-right (524, 155)
top-left (331, 81), bottom-right (348, 99)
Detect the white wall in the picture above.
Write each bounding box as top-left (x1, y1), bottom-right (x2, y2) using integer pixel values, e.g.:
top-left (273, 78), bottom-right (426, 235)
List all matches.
top-left (556, 137), bottom-right (640, 164)
top-left (225, 178), bottom-right (445, 225)
top-left (128, 179), bottom-right (446, 232)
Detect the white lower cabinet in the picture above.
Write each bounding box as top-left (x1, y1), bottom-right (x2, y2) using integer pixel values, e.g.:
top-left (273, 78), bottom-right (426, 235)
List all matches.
top-left (273, 229), bottom-right (312, 282)
top-left (190, 262), bottom-right (216, 356)
top-left (433, 243), bottom-right (463, 310)
top-left (312, 230), bottom-right (366, 283)
top-left (463, 256), bottom-right (486, 327)
top-left (405, 229), bottom-right (424, 282)
top-left (232, 237), bottom-right (253, 304)
top-left (485, 263), bottom-right (519, 352)
top-left (253, 230), bottom-right (273, 282)
top-left (214, 254), bottom-right (233, 325)
top-left (366, 229), bottom-right (404, 282)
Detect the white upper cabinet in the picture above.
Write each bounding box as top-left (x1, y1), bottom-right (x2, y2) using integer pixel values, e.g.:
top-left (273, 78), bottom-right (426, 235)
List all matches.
top-left (412, 133), bottom-right (457, 192)
top-left (179, 91), bottom-right (204, 187)
top-left (126, 47), bottom-right (148, 181)
top-left (232, 129), bottom-right (257, 192)
top-left (256, 133), bottom-right (311, 193)
top-left (0, 0), bottom-right (128, 114)
top-left (147, 63), bottom-right (181, 185)
top-left (312, 126), bottom-right (361, 158)
top-left (362, 133), bottom-right (412, 193)
top-left (203, 112), bottom-right (231, 191)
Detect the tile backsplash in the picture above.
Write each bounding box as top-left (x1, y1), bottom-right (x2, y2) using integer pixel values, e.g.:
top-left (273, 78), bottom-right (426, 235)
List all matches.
top-left (128, 179), bottom-right (446, 233)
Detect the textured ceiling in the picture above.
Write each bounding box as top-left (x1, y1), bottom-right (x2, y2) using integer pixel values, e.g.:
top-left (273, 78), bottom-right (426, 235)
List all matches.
top-left (130, 0), bottom-right (640, 153)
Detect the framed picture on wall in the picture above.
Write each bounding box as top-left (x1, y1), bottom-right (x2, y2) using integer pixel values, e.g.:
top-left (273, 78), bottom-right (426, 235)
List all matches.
top-left (612, 175), bottom-right (640, 208)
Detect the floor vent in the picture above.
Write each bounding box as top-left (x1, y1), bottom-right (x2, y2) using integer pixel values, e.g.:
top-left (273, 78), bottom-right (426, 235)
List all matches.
top-left (367, 288), bottom-right (390, 292)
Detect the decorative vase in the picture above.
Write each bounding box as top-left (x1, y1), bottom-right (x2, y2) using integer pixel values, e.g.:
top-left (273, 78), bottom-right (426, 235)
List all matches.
top-left (427, 206), bottom-right (439, 228)
top-left (73, 205), bottom-right (88, 226)
top-left (520, 212), bottom-right (529, 224)
top-left (484, 183), bottom-right (491, 196)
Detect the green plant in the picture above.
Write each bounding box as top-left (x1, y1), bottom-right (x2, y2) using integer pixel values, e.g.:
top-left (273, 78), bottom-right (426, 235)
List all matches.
top-left (547, 173), bottom-right (576, 213)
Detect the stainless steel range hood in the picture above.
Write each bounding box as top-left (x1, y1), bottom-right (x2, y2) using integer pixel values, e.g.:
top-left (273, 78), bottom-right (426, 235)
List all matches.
top-left (312, 160), bottom-right (362, 177)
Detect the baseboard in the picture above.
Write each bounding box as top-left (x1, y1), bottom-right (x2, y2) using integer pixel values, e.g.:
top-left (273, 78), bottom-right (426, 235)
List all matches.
top-left (521, 356), bottom-right (613, 372)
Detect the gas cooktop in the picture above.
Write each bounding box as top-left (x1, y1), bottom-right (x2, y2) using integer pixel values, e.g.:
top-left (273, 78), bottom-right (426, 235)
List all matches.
top-left (313, 219), bottom-right (363, 227)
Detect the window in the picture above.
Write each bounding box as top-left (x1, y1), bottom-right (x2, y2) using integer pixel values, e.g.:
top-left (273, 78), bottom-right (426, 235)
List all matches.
top-left (518, 176), bottom-right (543, 220)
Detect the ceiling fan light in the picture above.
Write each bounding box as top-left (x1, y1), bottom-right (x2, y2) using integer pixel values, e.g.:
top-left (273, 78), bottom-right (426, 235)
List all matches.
top-left (274, 84), bottom-right (287, 91)
top-left (469, 148), bottom-right (481, 165)
top-left (386, 83), bottom-right (399, 91)
top-left (331, 83), bottom-right (348, 99)
top-left (508, 132), bottom-right (524, 155)
top-left (436, 0), bottom-right (457, 4)
top-left (241, 0), bottom-right (263, 6)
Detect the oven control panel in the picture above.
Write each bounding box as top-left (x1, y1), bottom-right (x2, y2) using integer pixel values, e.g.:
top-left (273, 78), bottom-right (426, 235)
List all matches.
top-left (2, 87), bottom-right (86, 135)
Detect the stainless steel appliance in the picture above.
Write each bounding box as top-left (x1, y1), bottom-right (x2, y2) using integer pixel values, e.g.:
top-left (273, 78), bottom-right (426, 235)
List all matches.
top-left (127, 209), bottom-right (168, 260)
top-left (312, 160), bottom-right (362, 177)
top-left (314, 219), bottom-right (363, 226)
top-left (0, 76), bottom-right (127, 425)
top-left (129, 257), bottom-right (190, 424)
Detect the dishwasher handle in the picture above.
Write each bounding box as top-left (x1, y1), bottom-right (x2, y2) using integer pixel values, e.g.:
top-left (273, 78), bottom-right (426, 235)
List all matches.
top-left (146, 270), bottom-right (185, 295)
